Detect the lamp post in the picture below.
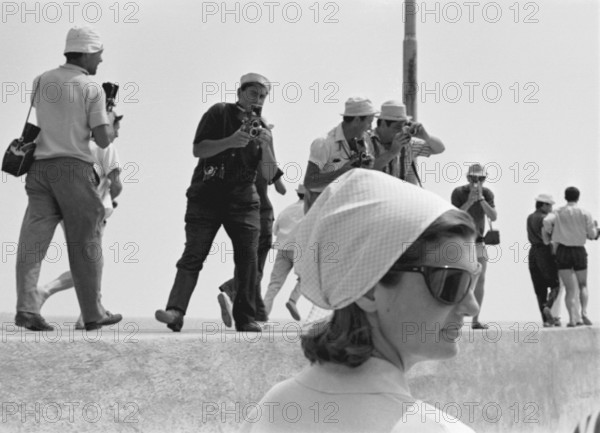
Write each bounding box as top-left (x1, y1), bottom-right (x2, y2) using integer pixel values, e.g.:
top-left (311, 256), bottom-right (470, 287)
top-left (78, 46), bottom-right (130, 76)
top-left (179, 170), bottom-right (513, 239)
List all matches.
top-left (403, 0), bottom-right (418, 120)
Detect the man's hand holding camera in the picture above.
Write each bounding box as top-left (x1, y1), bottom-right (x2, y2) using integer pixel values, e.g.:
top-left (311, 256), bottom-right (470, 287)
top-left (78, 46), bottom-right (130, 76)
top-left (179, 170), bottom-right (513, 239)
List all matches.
top-left (466, 181), bottom-right (484, 208)
top-left (227, 129), bottom-right (254, 149)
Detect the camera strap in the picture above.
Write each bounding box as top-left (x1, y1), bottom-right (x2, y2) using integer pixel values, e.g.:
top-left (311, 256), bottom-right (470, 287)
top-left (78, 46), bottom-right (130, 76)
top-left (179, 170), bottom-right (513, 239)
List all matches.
top-left (20, 77), bottom-right (41, 142)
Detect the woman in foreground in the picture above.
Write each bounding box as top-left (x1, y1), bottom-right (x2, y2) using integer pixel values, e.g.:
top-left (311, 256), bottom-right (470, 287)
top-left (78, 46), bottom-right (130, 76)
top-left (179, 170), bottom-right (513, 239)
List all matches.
top-left (243, 169), bottom-right (481, 433)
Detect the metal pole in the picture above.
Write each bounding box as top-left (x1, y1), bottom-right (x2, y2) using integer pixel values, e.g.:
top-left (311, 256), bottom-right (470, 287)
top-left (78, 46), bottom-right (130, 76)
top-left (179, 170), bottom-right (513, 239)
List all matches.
top-left (403, 0), bottom-right (418, 121)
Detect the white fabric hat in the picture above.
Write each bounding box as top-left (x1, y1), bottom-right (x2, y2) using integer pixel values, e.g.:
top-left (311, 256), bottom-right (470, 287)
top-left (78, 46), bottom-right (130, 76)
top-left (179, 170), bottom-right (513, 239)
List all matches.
top-left (296, 169), bottom-right (453, 310)
top-left (377, 100), bottom-right (411, 121)
top-left (535, 193), bottom-right (555, 205)
top-left (64, 26), bottom-right (103, 54)
top-left (341, 97), bottom-right (379, 117)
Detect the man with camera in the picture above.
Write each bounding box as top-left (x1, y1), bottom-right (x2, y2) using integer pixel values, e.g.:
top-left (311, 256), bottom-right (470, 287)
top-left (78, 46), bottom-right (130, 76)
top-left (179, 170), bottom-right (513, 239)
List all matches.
top-left (371, 100), bottom-right (445, 185)
top-left (155, 73), bottom-right (279, 333)
top-left (451, 164), bottom-right (497, 329)
top-left (15, 26), bottom-right (122, 332)
top-left (303, 97), bottom-right (378, 210)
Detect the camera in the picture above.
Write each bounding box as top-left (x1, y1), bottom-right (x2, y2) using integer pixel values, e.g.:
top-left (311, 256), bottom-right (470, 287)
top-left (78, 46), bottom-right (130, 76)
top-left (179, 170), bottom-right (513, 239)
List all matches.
top-left (102, 82), bottom-right (119, 112)
top-left (402, 121), bottom-right (419, 136)
top-left (351, 151), bottom-right (373, 167)
top-left (241, 104), bottom-right (263, 138)
top-left (350, 137), bottom-right (373, 167)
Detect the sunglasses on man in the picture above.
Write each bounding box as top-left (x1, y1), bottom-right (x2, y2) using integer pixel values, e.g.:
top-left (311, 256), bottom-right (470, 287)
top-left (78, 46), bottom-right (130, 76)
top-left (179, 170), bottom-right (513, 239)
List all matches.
top-left (391, 262), bottom-right (482, 305)
top-left (467, 176), bottom-right (486, 182)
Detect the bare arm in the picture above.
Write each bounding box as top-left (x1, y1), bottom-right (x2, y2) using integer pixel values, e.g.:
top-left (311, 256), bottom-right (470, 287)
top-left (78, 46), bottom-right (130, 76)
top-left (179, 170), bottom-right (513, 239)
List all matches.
top-left (480, 199), bottom-right (497, 221)
top-left (274, 178), bottom-right (287, 195)
top-left (107, 169), bottom-right (122, 200)
top-left (414, 124), bottom-right (445, 154)
top-left (91, 124), bottom-right (114, 149)
top-left (304, 161), bottom-right (354, 191)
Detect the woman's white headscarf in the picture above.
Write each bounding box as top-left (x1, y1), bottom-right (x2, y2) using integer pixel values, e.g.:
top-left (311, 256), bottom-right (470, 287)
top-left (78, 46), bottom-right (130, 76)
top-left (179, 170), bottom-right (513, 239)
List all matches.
top-left (296, 169), bottom-right (453, 310)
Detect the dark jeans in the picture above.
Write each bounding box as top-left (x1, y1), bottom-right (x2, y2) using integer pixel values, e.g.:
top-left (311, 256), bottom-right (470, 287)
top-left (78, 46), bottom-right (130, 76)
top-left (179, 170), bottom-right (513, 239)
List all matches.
top-left (528, 244), bottom-right (559, 320)
top-left (166, 182), bottom-right (260, 326)
top-left (220, 209), bottom-right (273, 320)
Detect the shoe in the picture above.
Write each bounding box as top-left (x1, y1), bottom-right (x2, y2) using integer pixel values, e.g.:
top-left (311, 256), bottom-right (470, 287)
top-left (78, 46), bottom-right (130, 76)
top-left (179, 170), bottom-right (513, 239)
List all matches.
top-left (286, 300), bottom-right (301, 321)
top-left (155, 309), bottom-right (184, 332)
top-left (554, 317), bottom-right (561, 327)
top-left (217, 293), bottom-right (233, 328)
top-left (471, 322), bottom-right (488, 330)
top-left (235, 321), bottom-right (262, 332)
top-left (567, 323), bottom-right (576, 328)
top-left (542, 307), bottom-right (553, 324)
top-left (576, 322), bottom-right (584, 327)
top-left (15, 312), bottom-right (54, 331)
top-left (582, 315), bottom-right (593, 326)
top-left (543, 321), bottom-right (553, 328)
top-left (255, 314), bottom-right (269, 323)
top-left (84, 311), bottom-right (122, 331)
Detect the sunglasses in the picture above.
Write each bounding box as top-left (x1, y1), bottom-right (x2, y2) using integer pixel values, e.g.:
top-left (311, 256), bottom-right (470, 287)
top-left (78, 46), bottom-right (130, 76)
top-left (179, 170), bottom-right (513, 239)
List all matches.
top-left (468, 176), bottom-right (486, 182)
top-left (391, 262), bottom-right (482, 305)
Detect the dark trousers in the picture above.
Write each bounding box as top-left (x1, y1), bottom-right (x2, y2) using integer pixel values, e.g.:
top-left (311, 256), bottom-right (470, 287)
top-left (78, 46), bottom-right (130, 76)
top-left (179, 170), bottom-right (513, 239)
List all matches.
top-left (166, 183), bottom-right (260, 326)
top-left (220, 209), bottom-right (273, 320)
top-left (17, 158), bottom-right (106, 323)
top-left (528, 244), bottom-right (560, 320)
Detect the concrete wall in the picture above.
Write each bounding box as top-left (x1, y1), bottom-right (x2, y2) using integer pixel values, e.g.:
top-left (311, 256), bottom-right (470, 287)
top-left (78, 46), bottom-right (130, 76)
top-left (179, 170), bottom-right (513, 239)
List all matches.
top-left (0, 323), bottom-right (598, 433)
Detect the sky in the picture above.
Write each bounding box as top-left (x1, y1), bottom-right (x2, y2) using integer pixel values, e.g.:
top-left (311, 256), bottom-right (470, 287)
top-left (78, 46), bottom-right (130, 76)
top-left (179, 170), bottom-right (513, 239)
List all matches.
top-left (0, 0), bottom-right (598, 326)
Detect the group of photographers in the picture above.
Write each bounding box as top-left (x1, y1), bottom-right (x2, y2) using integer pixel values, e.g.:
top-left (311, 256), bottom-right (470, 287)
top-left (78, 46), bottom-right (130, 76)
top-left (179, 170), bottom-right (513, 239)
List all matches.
top-left (21, 25), bottom-right (589, 335)
top-left (10, 25), bottom-right (473, 333)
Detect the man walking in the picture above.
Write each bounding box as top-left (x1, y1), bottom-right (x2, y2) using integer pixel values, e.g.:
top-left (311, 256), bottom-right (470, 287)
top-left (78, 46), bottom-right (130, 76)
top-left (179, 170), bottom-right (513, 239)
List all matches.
top-left (543, 187), bottom-right (598, 326)
top-left (15, 26), bottom-right (122, 331)
top-left (155, 73), bottom-right (278, 332)
top-left (526, 194), bottom-right (560, 327)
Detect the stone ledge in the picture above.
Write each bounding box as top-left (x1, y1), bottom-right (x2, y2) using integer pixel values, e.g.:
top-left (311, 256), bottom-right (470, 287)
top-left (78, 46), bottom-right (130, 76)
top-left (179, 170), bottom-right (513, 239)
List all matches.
top-left (0, 319), bottom-right (598, 433)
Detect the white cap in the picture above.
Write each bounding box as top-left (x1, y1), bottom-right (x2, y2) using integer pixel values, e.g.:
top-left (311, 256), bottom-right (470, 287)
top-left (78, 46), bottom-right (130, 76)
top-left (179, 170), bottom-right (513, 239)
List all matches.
top-left (64, 26), bottom-right (103, 54)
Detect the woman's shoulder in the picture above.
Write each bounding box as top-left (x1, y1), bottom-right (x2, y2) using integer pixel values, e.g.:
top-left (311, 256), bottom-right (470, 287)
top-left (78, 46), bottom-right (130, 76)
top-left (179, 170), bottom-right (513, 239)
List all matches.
top-left (390, 400), bottom-right (476, 433)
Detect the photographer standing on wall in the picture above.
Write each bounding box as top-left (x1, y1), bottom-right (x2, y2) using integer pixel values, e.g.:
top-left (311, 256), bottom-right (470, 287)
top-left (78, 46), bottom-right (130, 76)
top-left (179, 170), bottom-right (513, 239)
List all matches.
top-left (15, 26), bottom-right (122, 332)
top-left (451, 163), bottom-right (497, 329)
top-left (303, 97), bottom-right (378, 210)
top-left (155, 73), bottom-right (279, 333)
top-left (371, 100), bottom-right (445, 185)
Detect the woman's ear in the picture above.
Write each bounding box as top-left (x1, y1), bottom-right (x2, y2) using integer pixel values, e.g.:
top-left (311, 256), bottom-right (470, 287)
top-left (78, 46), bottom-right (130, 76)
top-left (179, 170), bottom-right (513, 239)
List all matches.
top-left (355, 287), bottom-right (378, 313)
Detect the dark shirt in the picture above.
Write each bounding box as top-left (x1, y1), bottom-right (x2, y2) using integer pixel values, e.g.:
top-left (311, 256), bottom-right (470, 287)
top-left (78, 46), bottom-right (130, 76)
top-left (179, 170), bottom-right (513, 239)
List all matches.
top-left (191, 103), bottom-right (262, 185)
top-left (527, 209), bottom-right (547, 246)
top-left (451, 184), bottom-right (495, 238)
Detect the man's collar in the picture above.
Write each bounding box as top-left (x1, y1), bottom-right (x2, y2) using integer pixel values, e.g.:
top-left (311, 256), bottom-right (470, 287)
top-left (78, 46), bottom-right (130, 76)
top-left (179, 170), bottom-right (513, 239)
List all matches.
top-left (60, 63), bottom-right (89, 75)
top-left (334, 122), bottom-right (346, 143)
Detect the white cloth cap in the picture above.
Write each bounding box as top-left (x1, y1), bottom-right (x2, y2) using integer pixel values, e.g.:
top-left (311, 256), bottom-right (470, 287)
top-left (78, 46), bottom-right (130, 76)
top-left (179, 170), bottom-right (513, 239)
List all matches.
top-left (64, 26), bottom-right (103, 54)
top-left (296, 169), bottom-right (453, 310)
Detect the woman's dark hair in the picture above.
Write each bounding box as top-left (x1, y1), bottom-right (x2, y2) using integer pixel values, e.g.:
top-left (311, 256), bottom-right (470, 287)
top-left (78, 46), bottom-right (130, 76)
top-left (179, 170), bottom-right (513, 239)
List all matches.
top-left (301, 208), bottom-right (476, 367)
